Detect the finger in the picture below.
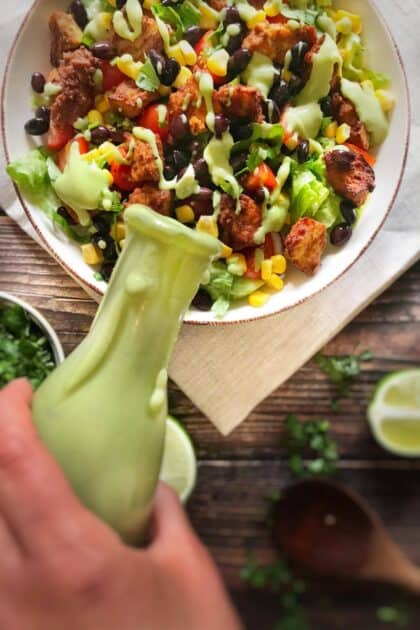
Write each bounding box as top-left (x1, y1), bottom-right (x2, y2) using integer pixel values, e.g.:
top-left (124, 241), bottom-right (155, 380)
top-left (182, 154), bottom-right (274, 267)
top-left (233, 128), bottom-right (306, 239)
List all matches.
top-left (0, 381), bottom-right (99, 554)
top-left (149, 483), bottom-right (197, 549)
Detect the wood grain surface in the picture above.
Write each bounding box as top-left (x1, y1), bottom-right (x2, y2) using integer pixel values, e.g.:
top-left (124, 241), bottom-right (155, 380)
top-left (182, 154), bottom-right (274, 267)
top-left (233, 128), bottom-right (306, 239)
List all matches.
top-left (1, 212), bottom-right (420, 629)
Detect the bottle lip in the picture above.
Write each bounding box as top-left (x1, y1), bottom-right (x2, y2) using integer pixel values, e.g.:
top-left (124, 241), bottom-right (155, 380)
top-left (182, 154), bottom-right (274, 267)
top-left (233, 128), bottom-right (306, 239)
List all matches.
top-left (125, 205), bottom-right (221, 259)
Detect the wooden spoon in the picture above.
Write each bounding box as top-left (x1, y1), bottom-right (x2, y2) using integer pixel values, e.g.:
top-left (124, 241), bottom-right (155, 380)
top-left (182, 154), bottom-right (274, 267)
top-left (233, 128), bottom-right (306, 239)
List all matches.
top-left (273, 478), bottom-right (420, 595)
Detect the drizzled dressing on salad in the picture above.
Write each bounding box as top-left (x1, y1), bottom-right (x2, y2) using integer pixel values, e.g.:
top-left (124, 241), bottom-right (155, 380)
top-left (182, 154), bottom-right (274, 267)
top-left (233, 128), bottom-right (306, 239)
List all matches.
top-left (7, 0), bottom-right (394, 317)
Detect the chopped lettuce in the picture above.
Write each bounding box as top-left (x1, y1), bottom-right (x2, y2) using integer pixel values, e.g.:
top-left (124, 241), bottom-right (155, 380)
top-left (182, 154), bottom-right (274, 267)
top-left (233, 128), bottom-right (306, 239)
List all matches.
top-left (339, 32), bottom-right (390, 89)
top-left (202, 262), bottom-right (263, 318)
top-left (6, 149), bottom-right (90, 243)
top-left (152, 1), bottom-right (199, 41)
top-left (136, 57), bottom-right (160, 92)
top-left (233, 123), bottom-right (285, 175)
top-left (290, 156), bottom-right (341, 227)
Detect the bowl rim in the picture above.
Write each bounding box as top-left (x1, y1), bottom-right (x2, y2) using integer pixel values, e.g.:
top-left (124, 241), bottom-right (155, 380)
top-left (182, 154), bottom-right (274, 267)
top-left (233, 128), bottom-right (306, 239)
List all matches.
top-left (1, 0), bottom-right (411, 327)
top-left (0, 291), bottom-right (65, 366)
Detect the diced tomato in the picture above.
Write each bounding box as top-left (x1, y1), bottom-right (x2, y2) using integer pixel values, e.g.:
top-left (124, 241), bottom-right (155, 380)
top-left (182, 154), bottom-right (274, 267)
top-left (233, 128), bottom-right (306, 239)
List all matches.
top-left (101, 61), bottom-right (126, 91)
top-left (244, 248), bottom-right (262, 280)
top-left (110, 146), bottom-right (136, 192)
top-left (344, 143), bottom-right (377, 167)
top-left (264, 232), bottom-right (283, 259)
top-left (76, 136), bottom-right (89, 155)
top-left (244, 163), bottom-right (278, 193)
top-left (267, 13), bottom-right (288, 24)
top-left (137, 104), bottom-right (169, 142)
top-left (194, 30), bottom-right (214, 56)
top-left (47, 125), bottom-right (74, 152)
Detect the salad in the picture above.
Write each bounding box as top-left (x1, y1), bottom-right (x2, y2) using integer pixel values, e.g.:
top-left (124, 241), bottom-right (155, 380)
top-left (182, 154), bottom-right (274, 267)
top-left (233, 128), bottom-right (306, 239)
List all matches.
top-left (7, 0), bottom-right (394, 317)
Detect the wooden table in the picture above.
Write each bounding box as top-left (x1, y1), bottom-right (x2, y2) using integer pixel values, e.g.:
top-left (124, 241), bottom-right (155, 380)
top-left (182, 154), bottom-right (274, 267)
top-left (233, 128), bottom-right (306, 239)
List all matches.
top-left (1, 211), bottom-right (419, 629)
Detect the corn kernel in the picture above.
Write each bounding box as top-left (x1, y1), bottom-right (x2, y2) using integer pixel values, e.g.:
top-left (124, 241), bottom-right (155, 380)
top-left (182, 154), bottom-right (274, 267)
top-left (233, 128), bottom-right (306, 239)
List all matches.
top-left (81, 243), bottom-right (103, 266)
top-left (119, 239), bottom-right (126, 249)
top-left (336, 123), bottom-right (351, 144)
top-left (95, 95), bottom-right (110, 114)
top-left (336, 16), bottom-right (353, 34)
top-left (248, 290), bottom-right (270, 308)
top-left (207, 49), bottom-right (229, 77)
top-left (105, 170), bottom-right (114, 186)
top-left (196, 215), bottom-right (218, 238)
top-left (325, 121), bottom-right (338, 139)
top-left (284, 133), bottom-right (299, 151)
top-left (375, 89), bottom-right (395, 113)
top-left (264, 0), bottom-right (280, 17)
top-left (179, 41), bottom-right (197, 66)
top-left (198, 1), bottom-right (219, 29)
top-left (266, 274), bottom-right (284, 291)
top-left (110, 222), bottom-right (126, 241)
top-left (335, 9), bottom-right (362, 34)
top-left (176, 205), bottom-right (195, 224)
top-left (282, 68), bottom-right (293, 82)
top-left (261, 259), bottom-right (273, 281)
top-left (115, 56), bottom-right (142, 80)
top-left (99, 12), bottom-right (112, 29)
top-left (87, 110), bottom-right (103, 126)
top-left (173, 66), bottom-right (193, 88)
top-left (271, 254), bottom-right (287, 275)
top-left (247, 9), bottom-right (266, 28)
top-left (220, 243), bottom-right (233, 258)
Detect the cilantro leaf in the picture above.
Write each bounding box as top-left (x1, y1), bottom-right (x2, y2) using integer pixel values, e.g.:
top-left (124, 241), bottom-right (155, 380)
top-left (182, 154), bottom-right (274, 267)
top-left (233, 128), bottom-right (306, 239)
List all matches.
top-left (136, 57), bottom-right (160, 92)
top-left (283, 414), bottom-right (339, 478)
top-left (315, 350), bottom-right (373, 396)
top-left (153, 1), bottom-right (199, 41)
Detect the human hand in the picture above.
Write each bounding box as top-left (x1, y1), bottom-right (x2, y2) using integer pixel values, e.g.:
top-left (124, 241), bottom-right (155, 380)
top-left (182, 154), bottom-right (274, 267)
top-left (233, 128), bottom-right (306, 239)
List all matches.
top-left (0, 380), bottom-right (242, 630)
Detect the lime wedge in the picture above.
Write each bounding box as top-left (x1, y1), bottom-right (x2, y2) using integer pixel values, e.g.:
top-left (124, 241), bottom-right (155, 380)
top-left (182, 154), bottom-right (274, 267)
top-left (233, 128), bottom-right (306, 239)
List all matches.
top-left (160, 416), bottom-right (197, 502)
top-left (368, 369), bottom-right (420, 456)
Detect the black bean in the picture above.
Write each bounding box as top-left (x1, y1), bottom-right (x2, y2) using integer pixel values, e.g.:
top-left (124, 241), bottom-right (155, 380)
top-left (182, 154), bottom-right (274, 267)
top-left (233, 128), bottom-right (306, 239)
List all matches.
top-left (164, 164), bottom-right (176, 180)
top-left (288, 76), bottom-right (304, 97)
top-left (270, 79), bottom-right (290, 109)
top-left (24, 117), bottom-right (49, 136)
top-left (190, 140), bottom-right (203, 161)
top-left (92, 234), bottom-right (116, 260)
top-left (93, 216), bottom-right (110, 235)
top-left (57, 206), bottom-right (76, 225)
top-left (100, 262), bottom-right (115, 282)
top-left (91, 125), bottom-right (111, 145)
top-left (169, 113), bottom-right (190, 142)
top-left (70, 0), bottom-right (88, 29)
top-left (320, 95), bottom-right (332, 117)
top-left (214, 114), bottom-right (229, 138)
top-left (340, 200), bottom-right (357, 225)
top-left (226, 29), bottom-right (246, 55)
top-left (31, 72), bottom-right (46, 94)
top-left (173, 150), bottom-right (189, 171)
top-left (183, 26), bottom-right (206, 47)
top-left (289, 41), bottom-right (310, 76)
top-left (263, 99), bottom-right (280, 124)
top-left (116, 0), bottom-right (127, 8)
top-left (188, 188), bottom-right (213, 218)
top-left (149, 49), bottom-right (166, 77)
top-left (91, 41), bottom-right (116, 60)
top-left (227, 48), bottom-right (252, 78)
top-left (110, 129), bottom-right (126, 144)
top-left (35, 106), bottom-right (50, 123)
top-left (330, 223), bottom-right (352, 246)
top-left (192, 289), bottom-right (213, 311)
top-left (224, 7), bottom-right (241, 25)
top-left (160, 57), bottom-right (180, 86)
top-left (250, 187), bottom-right (266, 204)
top-left (297, 139), bottom-right (310, 163)
top-left (193, 158), bottom-right (211, 187)
top-left (230, 152), bottom-right (247, 172)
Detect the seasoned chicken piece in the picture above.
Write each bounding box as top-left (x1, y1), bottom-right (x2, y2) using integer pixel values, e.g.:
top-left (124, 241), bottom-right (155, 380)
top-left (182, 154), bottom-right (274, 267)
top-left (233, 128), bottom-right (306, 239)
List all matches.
top-left (127, 185), bottom-right (173, 216)
top-left (50, 48), bottom-right (100, 132)
top-left (49, 11), bottom-right (82, 67)
top-left (284, 217), bottom-right (327, 275)
top-left (331, 87), bottom-right (370, 151)
top-left (108, 79), bottom-right (158, 118)
top-left (218, 194), bottom-right (262, 250)
top-left (214, 84), bottom-right (264, 123)
top-left (242, 23), bottom-right (317, 65)
top-left (111, 15), bottom-right (163, 61)
top-left (324, 149), bottom-right (375, 207)
top-left (167, 78), bottom-right (207, 136)
top-left (129, 135), bottom-right (163, 184)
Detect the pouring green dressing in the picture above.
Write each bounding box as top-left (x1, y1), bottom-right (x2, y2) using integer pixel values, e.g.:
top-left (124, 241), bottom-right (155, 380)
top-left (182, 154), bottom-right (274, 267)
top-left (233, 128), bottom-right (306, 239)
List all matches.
top-left (243, 52), bottom-right (277, 99)
top-left (33, 205), bottom-right (220, 544)
top-left (296, 34), bottom-right (342, 106)
top-left (204, 132), bottom-right (242, 199)
top-left (283, 102), bottom-right (323, 139)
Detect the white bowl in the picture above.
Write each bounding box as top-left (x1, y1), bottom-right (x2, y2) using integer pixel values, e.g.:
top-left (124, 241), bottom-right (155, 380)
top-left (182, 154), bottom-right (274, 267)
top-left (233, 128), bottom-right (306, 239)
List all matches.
top-left (1, 0), bottom-right (410, 325)
top-left (0, 291), bottom-right (65, 366)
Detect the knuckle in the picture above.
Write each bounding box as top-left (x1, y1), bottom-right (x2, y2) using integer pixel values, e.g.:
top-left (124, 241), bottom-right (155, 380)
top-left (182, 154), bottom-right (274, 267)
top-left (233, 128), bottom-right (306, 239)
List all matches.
top-left (47, 552), bottom-right (116, 605)
top-left (0, 434), bottom-right (30, 476)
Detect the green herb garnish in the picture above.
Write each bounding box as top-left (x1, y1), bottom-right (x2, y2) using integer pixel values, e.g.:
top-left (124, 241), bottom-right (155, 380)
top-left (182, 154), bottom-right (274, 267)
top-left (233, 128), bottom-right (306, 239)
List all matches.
top-left (135, 57), bottom-right (161, 92)
top-left (377, 604), bottom-right (410, 626)
top-left (283, 414), bottom-right (339, 477)
top-left (314, 350), bottom-right (373, 396)
top-left (0, 305), bottom-right (55, 389)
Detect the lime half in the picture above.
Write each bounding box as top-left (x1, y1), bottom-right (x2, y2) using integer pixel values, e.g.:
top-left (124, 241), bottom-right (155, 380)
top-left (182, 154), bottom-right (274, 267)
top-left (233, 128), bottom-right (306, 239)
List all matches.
top-left (160, 416), bottom-right (197, 502)
top-left (368, 369), bottom-right (420, 457)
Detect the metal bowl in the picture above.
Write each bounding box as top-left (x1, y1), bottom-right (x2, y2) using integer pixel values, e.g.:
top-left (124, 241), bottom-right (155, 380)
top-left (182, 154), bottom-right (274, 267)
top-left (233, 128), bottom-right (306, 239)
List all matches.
top-left (0, 291), bottom-right (65, 367)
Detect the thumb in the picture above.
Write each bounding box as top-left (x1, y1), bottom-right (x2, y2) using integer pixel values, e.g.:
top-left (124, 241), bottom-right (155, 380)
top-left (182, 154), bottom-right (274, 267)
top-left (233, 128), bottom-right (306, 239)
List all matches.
top-left (150, 482), bottom-right (195, 547)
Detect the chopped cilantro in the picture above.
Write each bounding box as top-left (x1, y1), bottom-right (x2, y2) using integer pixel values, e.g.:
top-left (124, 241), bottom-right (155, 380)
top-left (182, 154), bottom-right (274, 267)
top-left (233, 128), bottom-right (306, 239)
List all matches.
top-left (283, 414), bottom-right (339, 478)
top-left (0, 304), bottom-right (55, 389)
top-left (136, 58), bottom-right (160, 92)
top-left (377, 605), bottom-right (410, 626)
top-left (315, 350), bottom-right (373, 396)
